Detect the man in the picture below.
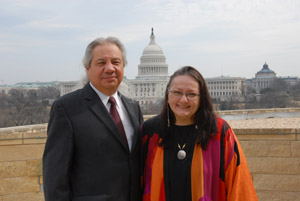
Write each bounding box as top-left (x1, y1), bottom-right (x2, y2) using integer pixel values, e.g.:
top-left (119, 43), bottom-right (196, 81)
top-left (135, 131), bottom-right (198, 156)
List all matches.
top-left (43, 37), bottom-right (143, 201)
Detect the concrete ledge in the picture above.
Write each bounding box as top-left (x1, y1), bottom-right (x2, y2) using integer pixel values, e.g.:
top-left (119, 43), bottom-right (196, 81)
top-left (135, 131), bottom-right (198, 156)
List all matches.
top-left (257, 191), bottom-right (300, 201)
top-left (253, 174), bottom-right (300, 192)
top-left (2, 192), bottom-right (44, 201)
top-left (237, 133), bottom-right (297, 141)
top-left (0, 133), bottom-right (23, 145)
top-left (0, 110), bottom-right (299, 201)
top-left (0, 161), bottom-right (26, 178)
top-left (0, 145), bottom-right (45, 162)
top-left (292, 141), bottom-right (300, 157)
top-left (247, 157), bottom-right (300, 175)
top-left (0, 177), bottom-right (40, 195)
top-left (0, 124), bottom-right (47, 145)
top-left (240, 141), bottom-right (291, 157)
top-left (0, 124), bottom-right (47, 134)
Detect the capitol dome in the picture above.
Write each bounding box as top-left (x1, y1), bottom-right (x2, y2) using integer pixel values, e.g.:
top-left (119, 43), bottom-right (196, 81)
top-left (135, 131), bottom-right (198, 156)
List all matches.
top-left (142, 34), bottom-right (164, 55)
top-left (138, 28), bottom-right (168, 78)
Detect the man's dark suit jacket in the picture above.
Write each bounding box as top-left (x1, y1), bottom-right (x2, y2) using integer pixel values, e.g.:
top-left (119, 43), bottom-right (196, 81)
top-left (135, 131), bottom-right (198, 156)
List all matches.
top-left (43, 84), bottom-right (143, 201)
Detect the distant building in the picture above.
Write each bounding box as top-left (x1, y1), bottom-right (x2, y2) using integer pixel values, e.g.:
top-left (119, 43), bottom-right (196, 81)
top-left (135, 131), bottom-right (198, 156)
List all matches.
top-left (59, 79), bottom-right (130, 97)
top-left (122, 28), bottom-right (169, 110)
top-left (14, 81), bottom-right (60, 88)
top-left (279, 76), bottom-right (299, 87)
top-left (0, 86), bottom-right (10, 95)
top-left (0, 81), bottom-right (59, 95)
top-left (248, 62), bottom-right (276, 93)
top-left (247, 62), bottom-right (299, 93)
top-left (206, 76), bottom-right (246, 101)
top-left (59, 81), bottom-right (81, 97)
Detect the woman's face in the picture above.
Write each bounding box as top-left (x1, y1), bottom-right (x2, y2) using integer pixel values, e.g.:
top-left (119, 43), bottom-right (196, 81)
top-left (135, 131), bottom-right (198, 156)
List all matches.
top-left (168, 75), bottom-right (200, 125)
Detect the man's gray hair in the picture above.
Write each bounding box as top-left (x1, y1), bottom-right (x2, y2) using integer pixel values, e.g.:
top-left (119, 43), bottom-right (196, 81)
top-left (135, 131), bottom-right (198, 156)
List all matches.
top-left (82, 36), bottom-right (127, 68)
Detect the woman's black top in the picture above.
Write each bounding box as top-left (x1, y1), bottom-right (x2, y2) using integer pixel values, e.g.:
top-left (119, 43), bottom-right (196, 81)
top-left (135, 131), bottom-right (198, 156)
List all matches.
top-left (166, 124), bottom-right (197, 201)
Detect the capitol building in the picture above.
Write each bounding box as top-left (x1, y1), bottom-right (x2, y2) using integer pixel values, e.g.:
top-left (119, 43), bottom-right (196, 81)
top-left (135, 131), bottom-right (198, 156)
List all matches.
top-left (121, 28), bottom-right (169, 110)
top-left (58, 29), bottom-right (252, 105)
top-left (56, 29), bottom-right (299, 108)
top-left (121, 29), bottom-right (248, 105)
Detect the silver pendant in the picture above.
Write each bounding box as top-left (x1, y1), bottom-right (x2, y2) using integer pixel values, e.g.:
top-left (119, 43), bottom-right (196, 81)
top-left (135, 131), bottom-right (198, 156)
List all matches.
top-left (177, 150), bottom-right (186, 160)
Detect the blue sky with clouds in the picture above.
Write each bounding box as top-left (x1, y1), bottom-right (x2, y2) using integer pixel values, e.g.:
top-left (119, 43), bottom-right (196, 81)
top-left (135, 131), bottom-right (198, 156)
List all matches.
top-left (1, 0), bottom-right (300, 84)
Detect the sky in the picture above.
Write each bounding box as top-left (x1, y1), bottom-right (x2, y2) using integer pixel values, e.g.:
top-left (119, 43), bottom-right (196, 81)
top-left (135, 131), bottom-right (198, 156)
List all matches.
top-left (1, 0), bottom-right (300, 85)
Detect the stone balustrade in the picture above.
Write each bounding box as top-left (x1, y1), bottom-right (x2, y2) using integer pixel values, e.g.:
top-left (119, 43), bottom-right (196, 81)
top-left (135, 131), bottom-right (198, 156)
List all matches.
top-left (0, 110), bottom-right (300, 201)
top-left (0, 124), bottom-right (46, 201)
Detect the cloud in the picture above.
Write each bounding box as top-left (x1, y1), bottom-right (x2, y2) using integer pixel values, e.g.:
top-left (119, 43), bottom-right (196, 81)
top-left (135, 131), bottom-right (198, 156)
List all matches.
top-left (21, 18), bottom-right (80, 30)
top-left (136, 0), bottom-right (300, 34)
top-left (1, 0), bottom-right (300, 84)
top-left (134, 0), bottom-right (300, 55)
top-left (79, 24), bottom-right (150, 44)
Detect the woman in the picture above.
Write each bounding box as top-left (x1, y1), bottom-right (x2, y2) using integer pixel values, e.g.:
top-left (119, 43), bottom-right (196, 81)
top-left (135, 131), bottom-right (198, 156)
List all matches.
top-left (141, 66), bottom-right (258, 201)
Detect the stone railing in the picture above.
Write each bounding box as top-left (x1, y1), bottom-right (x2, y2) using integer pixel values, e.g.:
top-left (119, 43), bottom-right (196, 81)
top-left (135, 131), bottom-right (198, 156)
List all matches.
top-left (0, 114), bottom-right (300, 201)
top-left (235, 127), bottom-right (300, 201)
top-left (0, 124), bottom-right (46, 201)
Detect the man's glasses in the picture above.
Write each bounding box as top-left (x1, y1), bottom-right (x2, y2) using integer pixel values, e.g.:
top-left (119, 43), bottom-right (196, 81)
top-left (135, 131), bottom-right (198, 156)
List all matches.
top-left (168, 90), bottom-right (200, 100)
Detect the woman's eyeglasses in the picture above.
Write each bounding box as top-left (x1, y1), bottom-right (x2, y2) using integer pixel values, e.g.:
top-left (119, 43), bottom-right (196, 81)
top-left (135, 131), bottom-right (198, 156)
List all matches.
top-left (168, 90), bottom-right (200, 100)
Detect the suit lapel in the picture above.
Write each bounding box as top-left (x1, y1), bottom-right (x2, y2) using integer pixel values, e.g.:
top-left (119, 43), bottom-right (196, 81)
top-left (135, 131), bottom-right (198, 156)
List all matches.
top-left (82, 84), bottom-right (129, 151)
top-left (120, 94), bottom-right (139, 152)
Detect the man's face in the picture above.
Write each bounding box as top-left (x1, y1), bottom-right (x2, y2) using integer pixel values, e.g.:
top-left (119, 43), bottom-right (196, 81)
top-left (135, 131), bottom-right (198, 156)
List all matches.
top-left (86, 43), bottom-right (124, 96)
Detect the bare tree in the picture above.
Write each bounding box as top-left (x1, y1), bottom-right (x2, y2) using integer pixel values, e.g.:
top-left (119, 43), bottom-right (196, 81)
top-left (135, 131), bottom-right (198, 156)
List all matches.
top-left (37, 86), bottom-right (60, 100)
top-left (271, 77), bottom-right (289, 92)
top-left (290, 81), bottom-right (300, 100)
top-left (142, 99), bottom-right (163, 115)
top-left (0, 88), bottom-right (51, 128)
top-left (259, 78), bottom-right (291, 108)
top-left (259, 91), bottom-right (289, 108)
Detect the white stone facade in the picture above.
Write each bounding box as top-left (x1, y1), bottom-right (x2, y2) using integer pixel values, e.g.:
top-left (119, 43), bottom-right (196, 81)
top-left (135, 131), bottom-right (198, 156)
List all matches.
top-left (59, 81), bottom-right (81, 97)
top-left (206, 76), bottom-right (246, 101)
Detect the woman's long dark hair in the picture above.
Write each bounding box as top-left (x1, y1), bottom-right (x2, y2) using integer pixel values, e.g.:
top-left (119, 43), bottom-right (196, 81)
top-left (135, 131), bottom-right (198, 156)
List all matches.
top-left (159, 66), bottom-right (217, 150)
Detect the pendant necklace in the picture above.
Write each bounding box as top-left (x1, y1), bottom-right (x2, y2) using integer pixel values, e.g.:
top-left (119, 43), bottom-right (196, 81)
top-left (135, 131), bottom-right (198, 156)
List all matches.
top-left (175, 127), bottom-right (189, 160)
top-left (176, 124), bottom-right (197, 160)
top-left (177, 143), bottom-right (186, 160)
